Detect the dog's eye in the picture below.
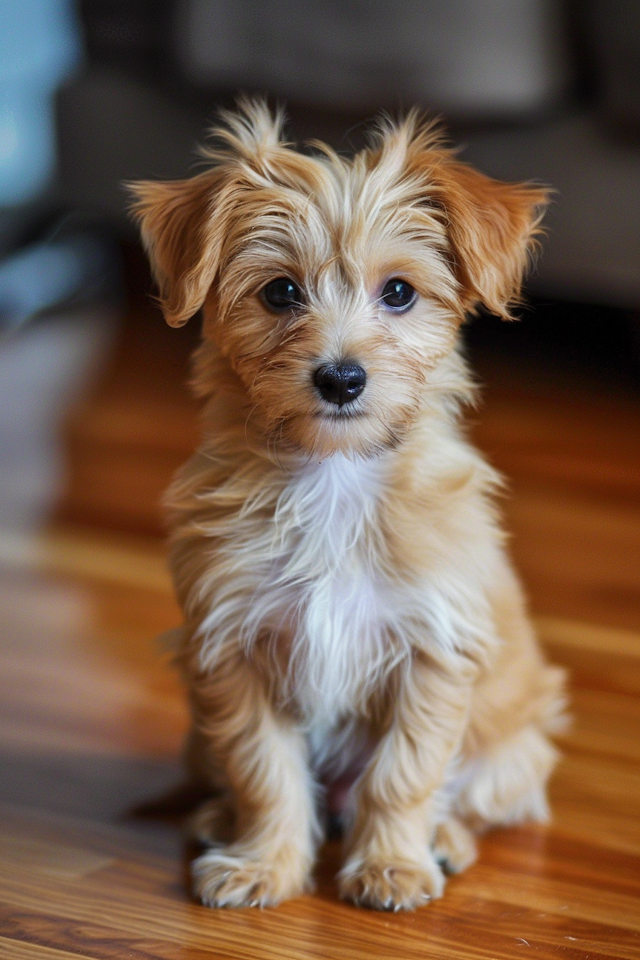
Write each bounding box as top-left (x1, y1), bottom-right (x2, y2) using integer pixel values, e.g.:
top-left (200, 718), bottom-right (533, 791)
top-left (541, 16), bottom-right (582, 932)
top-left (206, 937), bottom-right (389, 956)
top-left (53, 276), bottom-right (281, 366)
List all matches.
top-left (380, 279), bottom-right (416, 311)
top-left (261, 277), bottom-right (303, 311)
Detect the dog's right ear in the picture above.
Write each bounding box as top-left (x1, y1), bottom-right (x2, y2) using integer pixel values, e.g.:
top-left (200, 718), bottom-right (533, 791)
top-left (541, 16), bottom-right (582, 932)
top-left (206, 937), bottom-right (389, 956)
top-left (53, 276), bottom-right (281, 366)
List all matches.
top-left (129, 99), bottom-right (289, 326)
top-left (128, 169), bottom-right (231, 327)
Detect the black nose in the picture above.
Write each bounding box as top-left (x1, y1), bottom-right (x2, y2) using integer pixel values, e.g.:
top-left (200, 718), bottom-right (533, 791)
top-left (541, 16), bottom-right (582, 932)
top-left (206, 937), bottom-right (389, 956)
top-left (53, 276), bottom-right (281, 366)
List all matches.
top-left (313, 362), bottom-right (367, 406)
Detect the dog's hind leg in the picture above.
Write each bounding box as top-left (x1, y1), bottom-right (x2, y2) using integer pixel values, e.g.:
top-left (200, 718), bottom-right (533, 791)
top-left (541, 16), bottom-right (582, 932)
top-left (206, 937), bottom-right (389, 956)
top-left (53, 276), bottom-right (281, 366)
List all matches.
top-left (187, 793), bottom-right (236, 845)
top-left (452, 724), bottom-right (559, 831)
top-left (431, 724), bottom-right (556, 874)
top-left (432, 816), bottom-right (478, 874)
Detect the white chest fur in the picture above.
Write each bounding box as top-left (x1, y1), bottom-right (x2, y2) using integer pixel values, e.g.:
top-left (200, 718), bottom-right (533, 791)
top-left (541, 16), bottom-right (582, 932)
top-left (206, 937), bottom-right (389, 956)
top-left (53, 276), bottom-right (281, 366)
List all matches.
top-left (237, 453), bottom-right (399, 724)
top-left (195, 440), bottom-right (499, 734)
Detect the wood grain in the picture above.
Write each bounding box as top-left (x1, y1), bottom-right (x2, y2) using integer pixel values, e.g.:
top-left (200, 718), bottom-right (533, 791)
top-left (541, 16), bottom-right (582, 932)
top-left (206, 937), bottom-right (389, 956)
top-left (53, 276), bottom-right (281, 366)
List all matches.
top-left (1, 303), bottom-right (639, 959)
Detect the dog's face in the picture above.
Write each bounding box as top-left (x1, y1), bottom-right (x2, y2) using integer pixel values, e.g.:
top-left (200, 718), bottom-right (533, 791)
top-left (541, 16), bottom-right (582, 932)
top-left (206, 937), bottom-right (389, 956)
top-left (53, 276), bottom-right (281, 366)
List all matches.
top-left (131, 102), bottom-right (546, 459)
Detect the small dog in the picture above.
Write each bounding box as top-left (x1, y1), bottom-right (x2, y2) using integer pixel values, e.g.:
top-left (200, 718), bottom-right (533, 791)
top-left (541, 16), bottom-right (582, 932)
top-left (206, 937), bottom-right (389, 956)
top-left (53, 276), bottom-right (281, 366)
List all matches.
top-left (130, 100), bottom-right (565, 911)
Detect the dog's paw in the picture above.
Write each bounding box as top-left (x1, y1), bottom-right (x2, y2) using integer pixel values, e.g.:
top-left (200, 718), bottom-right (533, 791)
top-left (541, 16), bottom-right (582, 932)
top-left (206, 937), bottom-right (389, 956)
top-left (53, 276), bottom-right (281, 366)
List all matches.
top-left (192, 846), bottom-right (310, 908)
top-left (186, 795), bottom-right (235, 845)
top-left (432, 817), bottom-right (477, 874)
top-left (338, 853), bottom-right (445, 911)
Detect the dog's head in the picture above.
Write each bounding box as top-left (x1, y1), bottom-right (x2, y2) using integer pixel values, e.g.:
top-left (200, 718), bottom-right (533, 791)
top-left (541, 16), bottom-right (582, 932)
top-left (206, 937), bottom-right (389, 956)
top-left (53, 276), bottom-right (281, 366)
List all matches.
top-left (130, 100), bottom-right (547, 459)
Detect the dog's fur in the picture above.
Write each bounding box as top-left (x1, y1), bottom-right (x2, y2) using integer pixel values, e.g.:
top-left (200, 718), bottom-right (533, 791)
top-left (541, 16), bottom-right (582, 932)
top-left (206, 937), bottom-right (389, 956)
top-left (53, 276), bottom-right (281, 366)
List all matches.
top-left (130, 100), bottom-right (566, 911)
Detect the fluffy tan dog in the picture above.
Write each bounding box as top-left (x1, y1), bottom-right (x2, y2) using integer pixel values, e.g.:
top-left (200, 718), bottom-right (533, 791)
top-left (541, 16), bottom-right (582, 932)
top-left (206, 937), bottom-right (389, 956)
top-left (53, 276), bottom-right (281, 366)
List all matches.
top-left (130, 100), bottom-right (565, 911)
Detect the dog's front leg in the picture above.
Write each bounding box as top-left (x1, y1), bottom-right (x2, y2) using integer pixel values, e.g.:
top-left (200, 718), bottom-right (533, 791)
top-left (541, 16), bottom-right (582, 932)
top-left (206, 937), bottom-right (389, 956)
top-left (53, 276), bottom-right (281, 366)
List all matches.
top-left (339, 651), bottom-right (475, 910)
top-left (188, 648), bottom-right (319, 907)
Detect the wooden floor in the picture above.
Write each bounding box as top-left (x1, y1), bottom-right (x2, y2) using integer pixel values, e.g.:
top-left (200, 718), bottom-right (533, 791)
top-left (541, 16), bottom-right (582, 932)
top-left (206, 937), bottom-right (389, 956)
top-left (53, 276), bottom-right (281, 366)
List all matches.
top-left (1, 301), bottom-right (640, 959)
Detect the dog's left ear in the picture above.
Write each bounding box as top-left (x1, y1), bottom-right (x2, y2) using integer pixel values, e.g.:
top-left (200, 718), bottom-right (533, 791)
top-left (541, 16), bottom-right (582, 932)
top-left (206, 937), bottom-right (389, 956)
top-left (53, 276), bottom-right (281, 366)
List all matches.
top-left (426, 155), bottom-right (549, 320)
top-left (128, 169), bottom-right (232, 327)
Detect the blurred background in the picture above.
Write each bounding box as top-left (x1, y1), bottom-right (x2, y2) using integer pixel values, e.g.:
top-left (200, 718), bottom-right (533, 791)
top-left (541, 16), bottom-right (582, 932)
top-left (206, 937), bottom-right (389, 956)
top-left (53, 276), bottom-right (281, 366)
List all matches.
top-left (1, 0), bottom-right (639, 552)
top-left (1, 6), bottom-right (640, 953)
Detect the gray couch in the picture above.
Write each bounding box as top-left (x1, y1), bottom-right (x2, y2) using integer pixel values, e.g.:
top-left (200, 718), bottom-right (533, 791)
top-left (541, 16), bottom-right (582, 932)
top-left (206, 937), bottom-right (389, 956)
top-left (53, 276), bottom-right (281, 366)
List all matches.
top-left (57, 0), bottom-right (640, 308)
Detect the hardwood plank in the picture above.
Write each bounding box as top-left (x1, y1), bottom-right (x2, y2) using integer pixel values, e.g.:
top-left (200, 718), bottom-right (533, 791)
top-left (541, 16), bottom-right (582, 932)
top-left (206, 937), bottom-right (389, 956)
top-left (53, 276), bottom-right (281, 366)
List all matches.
top-left (0, 938), bottom-right (96, 960)
top-left (0, 834), bottom-right (114, 882)
top-left (0, 526), bottom-right (171, 594)
top-left (1, 826), bottom-right (639, 960)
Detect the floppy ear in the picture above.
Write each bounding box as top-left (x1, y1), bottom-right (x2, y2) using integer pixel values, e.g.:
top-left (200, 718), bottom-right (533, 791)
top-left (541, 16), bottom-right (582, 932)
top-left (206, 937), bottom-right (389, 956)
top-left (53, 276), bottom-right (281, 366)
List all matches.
top-left (128, 169), bottom-right (231, 327)
top-left (431, 158), bottom-right (549, 320)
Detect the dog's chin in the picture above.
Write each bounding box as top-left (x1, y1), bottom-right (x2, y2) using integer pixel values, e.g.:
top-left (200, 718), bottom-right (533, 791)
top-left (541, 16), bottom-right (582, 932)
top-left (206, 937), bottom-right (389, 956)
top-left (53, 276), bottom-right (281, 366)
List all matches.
top-left (274, 408), bottom-right (406, 461)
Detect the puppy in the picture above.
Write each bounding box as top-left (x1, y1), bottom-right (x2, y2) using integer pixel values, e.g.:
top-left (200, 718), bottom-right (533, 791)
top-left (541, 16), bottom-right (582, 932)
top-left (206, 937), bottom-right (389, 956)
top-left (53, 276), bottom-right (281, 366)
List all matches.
top-left (130, 100), bottom-right (566, 911)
